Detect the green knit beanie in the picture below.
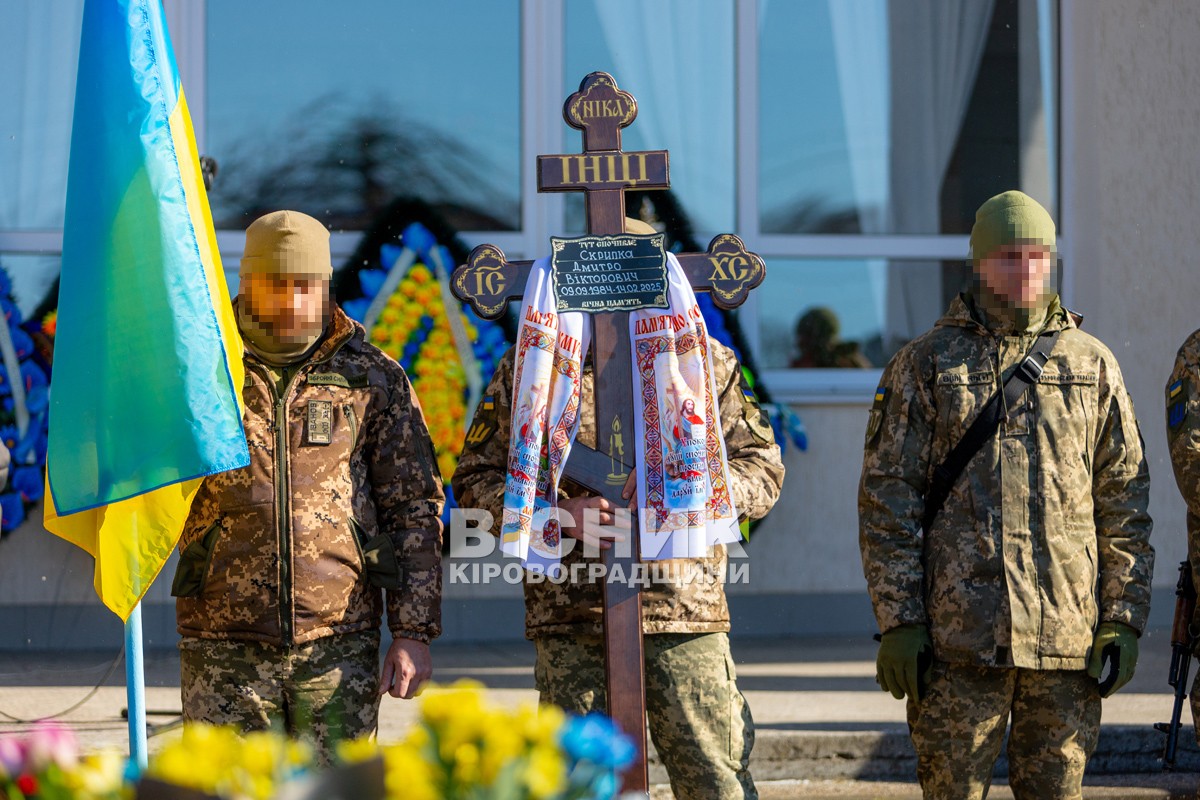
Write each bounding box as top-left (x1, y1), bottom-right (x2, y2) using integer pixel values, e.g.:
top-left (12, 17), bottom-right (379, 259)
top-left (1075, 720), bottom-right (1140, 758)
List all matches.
top-left (969, 191), bottom-right (1055, 264)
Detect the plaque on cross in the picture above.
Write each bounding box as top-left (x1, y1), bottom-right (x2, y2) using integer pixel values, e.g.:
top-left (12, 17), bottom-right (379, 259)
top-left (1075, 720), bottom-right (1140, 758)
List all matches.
top-left (452, 72), bottom-right (765, 792)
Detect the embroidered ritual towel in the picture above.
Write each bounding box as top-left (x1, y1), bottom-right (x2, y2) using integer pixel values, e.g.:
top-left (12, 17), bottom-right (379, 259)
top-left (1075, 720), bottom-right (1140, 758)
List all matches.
top-left (499, 258), bottom-right (588, 570)
top-left (632, 254), bottom-right (741, 559)
top-left (501, 253), bottom-right (739, 568)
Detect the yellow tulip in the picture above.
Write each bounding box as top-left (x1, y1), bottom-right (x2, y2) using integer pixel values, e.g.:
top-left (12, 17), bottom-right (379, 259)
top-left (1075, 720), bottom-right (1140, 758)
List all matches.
top-left (337, 737), bottom-right (379, 765)
top-left (240, 731), bottom-right (281, 777)
top-left (451, 741), bottom-right (482, 784)
top-left (64, 749), bottom-right (125, 794)
top-left (382, 743), bottom-right (438, 800)
top-left (523, 742), bottom-right (567, 799)
top-left (526, 703), bottom-right (567, 746)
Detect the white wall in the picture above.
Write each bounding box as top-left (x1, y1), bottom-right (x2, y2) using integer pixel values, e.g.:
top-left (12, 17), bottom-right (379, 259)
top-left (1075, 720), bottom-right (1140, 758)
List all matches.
top-left (1063, 0), bottom-right (1200, 590)
top-left (727, 406), bottom-right (868, 596)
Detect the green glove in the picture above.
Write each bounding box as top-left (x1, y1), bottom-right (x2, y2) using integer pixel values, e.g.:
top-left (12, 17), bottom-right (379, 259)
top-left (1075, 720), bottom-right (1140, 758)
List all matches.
top-left (876, 624), bottom-right (933, 700)
top-left (1087, 621), bottom-right (1138, 697)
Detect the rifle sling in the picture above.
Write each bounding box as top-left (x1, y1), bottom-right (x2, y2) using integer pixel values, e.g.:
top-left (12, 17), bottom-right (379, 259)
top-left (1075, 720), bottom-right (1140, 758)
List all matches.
top-left (921, 327), bottom-right (1063, 534)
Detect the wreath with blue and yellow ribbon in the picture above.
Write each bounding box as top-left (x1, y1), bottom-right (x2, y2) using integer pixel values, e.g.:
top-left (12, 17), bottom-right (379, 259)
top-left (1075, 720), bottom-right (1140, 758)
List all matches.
top-left (0, 264), bottom-right (51, 534)
top-left (340, 221), bottom-right (509, 496)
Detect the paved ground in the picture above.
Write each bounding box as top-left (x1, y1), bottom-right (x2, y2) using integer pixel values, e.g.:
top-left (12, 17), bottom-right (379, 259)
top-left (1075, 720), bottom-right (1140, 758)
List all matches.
top-left (1, 630), bottom-right (1197, 798)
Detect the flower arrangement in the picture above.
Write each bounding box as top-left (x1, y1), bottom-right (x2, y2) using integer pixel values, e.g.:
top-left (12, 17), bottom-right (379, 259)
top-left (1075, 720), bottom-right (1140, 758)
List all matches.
top-left (343, 225), bottom-right (509, 485)
top-left (139, 726), bottom-right (312, 800)
top-left (0, 684), bottom-right (635, 800)
top-left (339, 680), bottom-right (636, 800)
top-left (363, 259), bottom-right (471, 482)
top-left (0, 264), bottom-right (51, 534)
top-left (0, 723), bottom-right (125, 800)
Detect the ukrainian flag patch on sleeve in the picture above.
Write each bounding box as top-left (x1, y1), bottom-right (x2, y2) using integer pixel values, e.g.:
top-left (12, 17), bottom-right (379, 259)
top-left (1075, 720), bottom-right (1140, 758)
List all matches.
top-left (865, 386), bottom-right (888, 449)
top-left (1168, 379), bottom-right (1187, 431)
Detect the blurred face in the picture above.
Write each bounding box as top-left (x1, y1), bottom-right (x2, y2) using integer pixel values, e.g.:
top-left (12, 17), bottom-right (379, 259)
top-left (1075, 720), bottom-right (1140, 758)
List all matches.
top-left (975, 242), bottom-right (1053, 309)
top-left (240, 273), bottom-right (329, 344)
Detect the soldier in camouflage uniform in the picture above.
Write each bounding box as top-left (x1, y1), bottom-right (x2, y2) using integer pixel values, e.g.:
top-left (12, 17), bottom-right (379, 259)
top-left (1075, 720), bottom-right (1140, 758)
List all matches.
top-left (1164, 329), bottom-right (1200, 760)
top-left (452, 227), bottom-right (784, 800)
top-left (859, 191), bottom-right (1153, 800)
top-left (173, 211), bottom-right (444, 760)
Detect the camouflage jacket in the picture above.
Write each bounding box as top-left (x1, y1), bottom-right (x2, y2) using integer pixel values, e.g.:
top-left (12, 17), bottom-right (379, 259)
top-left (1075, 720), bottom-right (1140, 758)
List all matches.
top-left (859, 295), bottom-right (1153, 670)
top-left (452, 339), bottom-right (785, 639)
top-left (174, 305), bottom-right (445, 645)
top-left (1166, 329), bottom-right (1200, 626)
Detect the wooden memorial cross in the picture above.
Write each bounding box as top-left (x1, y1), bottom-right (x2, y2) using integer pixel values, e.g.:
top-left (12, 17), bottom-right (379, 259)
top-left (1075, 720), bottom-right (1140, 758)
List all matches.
top-left (452, 72), bottom-right (765, 791)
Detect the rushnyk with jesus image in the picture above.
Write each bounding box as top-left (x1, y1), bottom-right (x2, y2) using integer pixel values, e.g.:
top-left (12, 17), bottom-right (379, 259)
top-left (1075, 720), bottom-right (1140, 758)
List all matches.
top-left (495, 227), bottom-right (741, 569)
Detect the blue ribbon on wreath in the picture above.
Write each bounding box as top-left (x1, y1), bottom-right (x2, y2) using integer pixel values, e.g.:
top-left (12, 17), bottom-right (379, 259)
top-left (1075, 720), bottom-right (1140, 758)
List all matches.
top-left (0, 262), bottom-right (51, 533)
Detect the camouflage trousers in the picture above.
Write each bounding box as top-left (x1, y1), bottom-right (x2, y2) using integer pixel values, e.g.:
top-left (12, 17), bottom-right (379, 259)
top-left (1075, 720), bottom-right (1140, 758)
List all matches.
top-left (533, 632), bottom-right (756, 800)
top-left (179, 631), bottom-right (381, 764)
top-left (906, 661), bottom-right (1100, 800)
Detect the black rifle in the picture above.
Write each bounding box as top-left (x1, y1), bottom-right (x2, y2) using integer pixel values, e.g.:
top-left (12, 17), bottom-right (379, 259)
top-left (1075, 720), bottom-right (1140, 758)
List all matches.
top-left (1155, 560), bottom-right (1197, 770)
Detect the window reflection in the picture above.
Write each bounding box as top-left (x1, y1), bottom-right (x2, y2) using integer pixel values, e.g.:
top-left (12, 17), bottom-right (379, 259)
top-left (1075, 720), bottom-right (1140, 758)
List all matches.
top-left (757, 258), bottom-right (976, 369)
top-left (205, 0), bottom-right (521, 231)
top-left (759, 0), bottom-right (1057, 235)
top-left (791, 307), bottom-right (873, 369)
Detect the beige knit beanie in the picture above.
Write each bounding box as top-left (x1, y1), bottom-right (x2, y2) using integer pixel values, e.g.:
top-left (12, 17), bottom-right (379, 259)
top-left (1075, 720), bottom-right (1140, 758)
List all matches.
top-left (239, 210), bottom-right (331, 278)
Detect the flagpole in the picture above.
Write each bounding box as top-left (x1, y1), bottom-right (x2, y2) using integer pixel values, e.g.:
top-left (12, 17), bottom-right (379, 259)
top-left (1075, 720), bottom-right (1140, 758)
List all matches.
top-left (125, 602), bottom-right (148, 773)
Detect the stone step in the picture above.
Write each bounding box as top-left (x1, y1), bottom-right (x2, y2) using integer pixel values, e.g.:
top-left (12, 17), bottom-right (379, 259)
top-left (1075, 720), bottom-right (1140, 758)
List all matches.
top-left (743, 725), bottom-right (1200, 782)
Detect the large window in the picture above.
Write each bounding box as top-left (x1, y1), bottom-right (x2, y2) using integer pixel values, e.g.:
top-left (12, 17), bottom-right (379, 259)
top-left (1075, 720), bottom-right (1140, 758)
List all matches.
top-left (751, 0), bottom-right (1058, 398)
top-left (0, 3), bottom-right (83, 237)
top-left (758, 0), bottom-right (1056, 236)
top-left (563, 0), bottom-right (736, 235)
top-left (205, 0), bottom-right (521, 232)
top-left (0, 0), bottom-right (1058, 402)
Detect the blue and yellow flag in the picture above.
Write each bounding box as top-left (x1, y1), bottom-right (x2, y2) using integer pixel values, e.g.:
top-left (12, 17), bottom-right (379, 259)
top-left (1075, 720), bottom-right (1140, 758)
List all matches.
top-left (45, 0), bottom-right (249, 620)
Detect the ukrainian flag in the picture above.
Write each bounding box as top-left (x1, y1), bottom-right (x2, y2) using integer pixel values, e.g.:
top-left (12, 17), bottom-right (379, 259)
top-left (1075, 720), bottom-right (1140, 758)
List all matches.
top-left (44, 0), bottom-right (249, 620)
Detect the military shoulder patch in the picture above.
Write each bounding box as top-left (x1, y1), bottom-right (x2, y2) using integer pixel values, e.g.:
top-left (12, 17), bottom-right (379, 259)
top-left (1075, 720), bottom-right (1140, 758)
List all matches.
top-left (1168, 377), bottom-right (1188, 432)
top-left (865, 386), bottom-right (887, 449)
top-left (864, 410), bottom-right (883, 448)
top-left (464, 418), bottom-right (497, 450)
top-left (746, 405), bottom-right (774, 446)
top-left (737, 369), bottom-right (759, 401)
top-left (736, 371), bottom-right (773, 445)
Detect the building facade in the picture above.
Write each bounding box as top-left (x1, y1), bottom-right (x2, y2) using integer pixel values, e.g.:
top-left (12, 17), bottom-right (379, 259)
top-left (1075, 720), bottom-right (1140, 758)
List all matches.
top-left (1, 0), bottom-right (1197, 647)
